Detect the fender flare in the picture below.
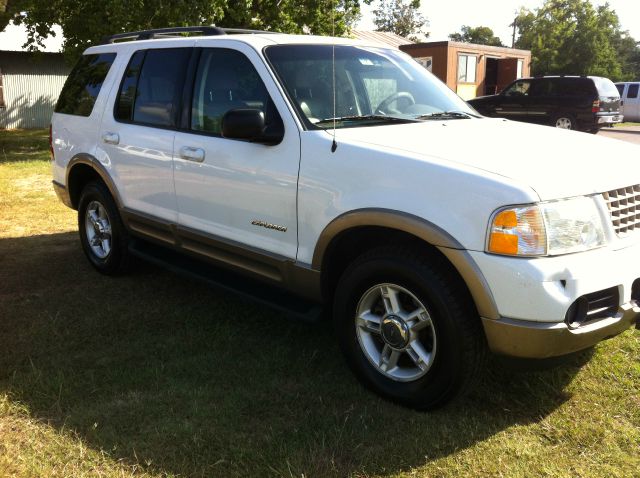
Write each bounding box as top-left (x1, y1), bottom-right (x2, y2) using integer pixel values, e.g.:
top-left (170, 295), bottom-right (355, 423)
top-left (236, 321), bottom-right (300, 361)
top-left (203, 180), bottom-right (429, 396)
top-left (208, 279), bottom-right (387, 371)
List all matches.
top-left (312, 208), bottom-right (499, 320)
top-left (66, 153), bottom-right (124, 210)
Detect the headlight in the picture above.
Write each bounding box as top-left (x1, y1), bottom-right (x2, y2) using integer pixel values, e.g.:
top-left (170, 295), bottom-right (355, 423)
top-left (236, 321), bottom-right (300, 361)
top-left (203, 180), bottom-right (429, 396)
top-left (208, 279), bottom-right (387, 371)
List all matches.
top-left (487, 196), bottom-right (607, 256)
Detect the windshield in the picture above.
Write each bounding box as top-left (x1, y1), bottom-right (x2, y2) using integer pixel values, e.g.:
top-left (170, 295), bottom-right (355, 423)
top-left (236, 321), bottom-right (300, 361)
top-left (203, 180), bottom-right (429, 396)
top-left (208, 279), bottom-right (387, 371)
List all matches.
top-left (264, 44), bottom-right (477, 129)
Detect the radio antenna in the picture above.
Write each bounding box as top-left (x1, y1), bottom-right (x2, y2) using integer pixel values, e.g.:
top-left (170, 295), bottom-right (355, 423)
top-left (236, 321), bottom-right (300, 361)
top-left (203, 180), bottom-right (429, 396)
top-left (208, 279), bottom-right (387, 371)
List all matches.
top-left (331, 0), bottom-right (338, 153)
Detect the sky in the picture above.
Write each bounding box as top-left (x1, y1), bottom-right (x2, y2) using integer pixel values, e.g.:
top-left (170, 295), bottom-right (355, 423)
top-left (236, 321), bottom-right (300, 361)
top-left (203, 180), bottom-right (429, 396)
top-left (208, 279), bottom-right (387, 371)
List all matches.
top-left (0, 0), bottom-right (638, 51)
top-left (358, 0), bottom-right (640, 45)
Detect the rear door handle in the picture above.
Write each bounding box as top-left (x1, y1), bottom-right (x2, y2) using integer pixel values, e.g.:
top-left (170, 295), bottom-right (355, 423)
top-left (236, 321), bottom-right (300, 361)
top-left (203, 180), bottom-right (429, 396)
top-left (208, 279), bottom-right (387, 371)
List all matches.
top-left (102, 132), bottom-right (120, 145)
top-left (180, 146), bottom-right (205, 163)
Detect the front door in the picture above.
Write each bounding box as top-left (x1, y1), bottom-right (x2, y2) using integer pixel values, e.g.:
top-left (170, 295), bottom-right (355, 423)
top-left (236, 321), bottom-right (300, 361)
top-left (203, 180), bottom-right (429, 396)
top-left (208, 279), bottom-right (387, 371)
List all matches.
top-left (172, 43), bottom-right (300, 260)
top-left (495, 79), bottom-right (532, 123)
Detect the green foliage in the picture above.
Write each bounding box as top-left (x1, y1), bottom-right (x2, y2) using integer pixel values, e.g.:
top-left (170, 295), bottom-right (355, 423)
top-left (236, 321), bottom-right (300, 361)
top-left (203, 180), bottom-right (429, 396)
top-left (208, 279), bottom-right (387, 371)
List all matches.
top-left (1, 0), bottom-right (363, 61)
top-left (515, 0), bottom-right (640, 81)
top-left (372, 0), bottom-right (428, 42)
top-left (449, 25), bottom-right (504, 47)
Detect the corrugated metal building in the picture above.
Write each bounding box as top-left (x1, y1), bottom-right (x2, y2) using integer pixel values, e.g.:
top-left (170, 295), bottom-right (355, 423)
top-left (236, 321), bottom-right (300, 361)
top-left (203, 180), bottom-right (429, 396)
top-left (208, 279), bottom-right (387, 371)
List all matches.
top-left (0, 51), bottom-right (70, 129)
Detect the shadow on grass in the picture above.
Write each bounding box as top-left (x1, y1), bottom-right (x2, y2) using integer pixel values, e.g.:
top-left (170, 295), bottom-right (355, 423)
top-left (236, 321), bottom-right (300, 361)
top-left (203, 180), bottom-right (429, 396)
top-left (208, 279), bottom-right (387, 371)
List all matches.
top-left (0, 128), bottom-right (50, 164)
top-left (0, 232), bottom-right (593, 477)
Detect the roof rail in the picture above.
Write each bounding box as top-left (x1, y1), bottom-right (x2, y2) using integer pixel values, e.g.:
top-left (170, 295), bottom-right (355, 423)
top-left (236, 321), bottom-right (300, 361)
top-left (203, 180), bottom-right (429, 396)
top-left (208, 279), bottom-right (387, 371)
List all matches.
top-left (101, 26), bottom-right (274, 44)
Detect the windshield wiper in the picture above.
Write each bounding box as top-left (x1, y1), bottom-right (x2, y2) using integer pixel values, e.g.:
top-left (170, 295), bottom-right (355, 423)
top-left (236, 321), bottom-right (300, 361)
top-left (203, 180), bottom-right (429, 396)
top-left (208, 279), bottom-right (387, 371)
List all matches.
top-left (315, 114), bottom-right (416, 126)
top-left (415, 111), bottom-right (478, 120)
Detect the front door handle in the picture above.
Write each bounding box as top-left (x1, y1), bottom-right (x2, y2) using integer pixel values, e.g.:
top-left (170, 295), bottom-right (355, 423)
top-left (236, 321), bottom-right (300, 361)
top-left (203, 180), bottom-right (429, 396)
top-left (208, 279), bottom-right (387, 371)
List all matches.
top-left (102, 132), bottom-right (120, 145)
top-left (180, 146), bottom-right (205, 163)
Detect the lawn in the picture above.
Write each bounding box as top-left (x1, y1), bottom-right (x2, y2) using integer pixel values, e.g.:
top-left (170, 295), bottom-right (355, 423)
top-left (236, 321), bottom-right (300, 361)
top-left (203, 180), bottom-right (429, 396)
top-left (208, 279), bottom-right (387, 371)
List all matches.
top-left (0, 129), bottom-right (639, 478)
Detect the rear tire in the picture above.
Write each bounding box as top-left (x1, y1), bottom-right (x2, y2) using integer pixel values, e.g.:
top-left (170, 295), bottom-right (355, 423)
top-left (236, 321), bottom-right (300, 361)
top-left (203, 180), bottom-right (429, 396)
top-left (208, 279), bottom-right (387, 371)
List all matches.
top-left (333, 246), bottom-right (486, 410)
top-left (551, 114), bottom-right (576, 130)
top-left (78, 181), bottom-right (129, 275)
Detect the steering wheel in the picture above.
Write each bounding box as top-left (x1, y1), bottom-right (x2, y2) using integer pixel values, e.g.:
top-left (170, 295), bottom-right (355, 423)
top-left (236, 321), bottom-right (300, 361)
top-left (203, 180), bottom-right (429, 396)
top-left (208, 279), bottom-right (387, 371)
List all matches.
top-left (376, 91), bottom-right (415, 115)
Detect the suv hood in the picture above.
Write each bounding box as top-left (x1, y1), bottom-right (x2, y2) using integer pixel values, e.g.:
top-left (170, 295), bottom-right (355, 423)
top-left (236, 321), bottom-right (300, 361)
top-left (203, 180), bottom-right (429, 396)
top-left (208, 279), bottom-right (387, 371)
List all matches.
top-left (334, 118), bottom-right (640, 200)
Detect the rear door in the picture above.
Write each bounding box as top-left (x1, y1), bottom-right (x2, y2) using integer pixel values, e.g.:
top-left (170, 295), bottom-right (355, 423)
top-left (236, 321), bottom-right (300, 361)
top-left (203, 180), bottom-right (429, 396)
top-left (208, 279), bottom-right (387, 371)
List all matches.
top-left (525, 78), bottom-right (554, 125)
top-left (99, 44), bottom-right (193, 225)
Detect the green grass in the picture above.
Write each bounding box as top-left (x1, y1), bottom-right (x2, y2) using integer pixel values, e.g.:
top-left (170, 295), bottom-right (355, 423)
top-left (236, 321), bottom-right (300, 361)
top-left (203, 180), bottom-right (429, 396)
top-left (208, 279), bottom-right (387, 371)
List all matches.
top-left (615, 122), bottom-right (640, 127)
top-left (1, 129), bottom-right (639, 477)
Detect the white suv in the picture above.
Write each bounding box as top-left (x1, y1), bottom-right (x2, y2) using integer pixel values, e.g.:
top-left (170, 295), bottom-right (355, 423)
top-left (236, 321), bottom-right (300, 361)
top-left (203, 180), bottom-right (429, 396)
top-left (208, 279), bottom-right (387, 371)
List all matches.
top-left (51, 27), bottom-right (640, 409)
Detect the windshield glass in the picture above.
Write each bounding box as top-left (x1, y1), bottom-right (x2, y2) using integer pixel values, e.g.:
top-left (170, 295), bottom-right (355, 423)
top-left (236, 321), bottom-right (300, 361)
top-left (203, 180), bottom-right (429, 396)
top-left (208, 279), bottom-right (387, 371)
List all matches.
top-left (264, 44), bottom-right (476, 129)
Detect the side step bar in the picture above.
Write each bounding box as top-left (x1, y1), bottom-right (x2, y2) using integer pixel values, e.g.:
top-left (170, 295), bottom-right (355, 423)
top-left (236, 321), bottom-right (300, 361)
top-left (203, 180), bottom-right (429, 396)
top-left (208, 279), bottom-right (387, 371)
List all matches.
top-left (128, 239), bottom-right (323, 323)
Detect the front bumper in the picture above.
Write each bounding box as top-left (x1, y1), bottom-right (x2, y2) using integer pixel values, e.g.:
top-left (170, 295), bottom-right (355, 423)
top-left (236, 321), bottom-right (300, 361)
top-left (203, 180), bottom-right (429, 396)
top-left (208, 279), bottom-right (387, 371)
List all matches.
top-left (483, 303), bottom-right (640, 358)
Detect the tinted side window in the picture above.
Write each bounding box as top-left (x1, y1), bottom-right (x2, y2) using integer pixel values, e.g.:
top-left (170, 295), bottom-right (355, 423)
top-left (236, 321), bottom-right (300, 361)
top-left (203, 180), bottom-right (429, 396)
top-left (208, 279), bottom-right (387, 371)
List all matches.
top-left (616, 84), bottom-right (625, 96)
top-left (529, 79), bottom-right (552, 97)
top-left (115, 48), bottom-right (191, 127)
top-left (504, 80), bottom-right (531, 96)
top-left (191, 49), bottom-right (282, 136)
top-left (628, 84), bottom-right (639, 99)
top-left (55, 53), bottom-right (116, 116)
top-left (115, 51), bottom-right (145, 121)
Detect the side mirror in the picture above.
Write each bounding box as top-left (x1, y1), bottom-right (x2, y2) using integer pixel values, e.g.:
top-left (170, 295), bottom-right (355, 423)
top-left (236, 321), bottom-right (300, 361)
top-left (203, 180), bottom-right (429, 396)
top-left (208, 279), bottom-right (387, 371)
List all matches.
top-left (221, 108), bottom-right (283, 145)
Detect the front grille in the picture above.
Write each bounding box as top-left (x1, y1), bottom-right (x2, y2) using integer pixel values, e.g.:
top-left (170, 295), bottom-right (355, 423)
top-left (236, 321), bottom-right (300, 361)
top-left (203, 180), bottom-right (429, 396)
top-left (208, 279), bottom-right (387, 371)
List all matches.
top-left (602, 185), bottom-right (640, 237)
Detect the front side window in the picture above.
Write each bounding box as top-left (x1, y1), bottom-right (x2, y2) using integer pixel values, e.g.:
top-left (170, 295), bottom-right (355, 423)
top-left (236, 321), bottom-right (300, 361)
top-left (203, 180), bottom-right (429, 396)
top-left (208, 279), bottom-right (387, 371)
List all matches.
top-left (265, 45), bottom-right (475, 129)
top-left (191, 48), bottom-right (281, 136)
top-left (115, 48), bottom-right (191, 127)
top-left (503, 80), bottom-right (531, 97)
top-left (457, 54), bottom-right (477, 83)
top-left (55, 53), bottom-right (116, 116)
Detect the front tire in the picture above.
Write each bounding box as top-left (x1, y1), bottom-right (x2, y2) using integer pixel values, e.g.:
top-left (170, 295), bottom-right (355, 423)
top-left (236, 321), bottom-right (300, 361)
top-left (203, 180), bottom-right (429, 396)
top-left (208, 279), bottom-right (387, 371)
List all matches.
top-left (333, 247), bottom-right (486, 410)
top-left (78, 181), bottom-right (129, 274)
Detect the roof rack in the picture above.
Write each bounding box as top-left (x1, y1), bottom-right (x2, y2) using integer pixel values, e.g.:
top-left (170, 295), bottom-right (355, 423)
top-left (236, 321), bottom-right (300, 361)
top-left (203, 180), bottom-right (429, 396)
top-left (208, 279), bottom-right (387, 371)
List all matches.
top-left (101, 26), bottom-right (275, 44)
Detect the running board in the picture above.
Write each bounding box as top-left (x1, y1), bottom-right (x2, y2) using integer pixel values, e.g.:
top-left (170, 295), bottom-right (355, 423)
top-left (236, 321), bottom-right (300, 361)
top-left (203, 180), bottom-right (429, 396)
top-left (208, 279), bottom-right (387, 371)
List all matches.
top-left (128, 239), bottom-right (323, 323)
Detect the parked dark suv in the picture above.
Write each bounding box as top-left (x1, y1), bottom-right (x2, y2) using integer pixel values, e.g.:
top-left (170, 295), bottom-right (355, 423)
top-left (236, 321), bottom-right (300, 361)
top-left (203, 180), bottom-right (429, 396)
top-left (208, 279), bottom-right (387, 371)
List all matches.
top-left (468, 76), bottom-right (623, 133)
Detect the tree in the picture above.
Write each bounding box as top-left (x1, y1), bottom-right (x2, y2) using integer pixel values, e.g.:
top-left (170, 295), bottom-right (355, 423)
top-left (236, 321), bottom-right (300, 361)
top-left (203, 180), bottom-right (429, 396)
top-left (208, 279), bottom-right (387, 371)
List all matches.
top-left (514, 0), bottom-right (639, 81)
top-left (373, 0), bottom-right (428, 42)
top-left (449, 25), bottom-right (503, 47)
top-left (1, 0), bottom-right (363, 60)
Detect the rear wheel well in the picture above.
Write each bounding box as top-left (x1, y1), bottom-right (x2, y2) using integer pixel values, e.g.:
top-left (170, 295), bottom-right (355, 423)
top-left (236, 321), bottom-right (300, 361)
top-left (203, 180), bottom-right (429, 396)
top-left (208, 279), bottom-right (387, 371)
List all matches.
top-left (68, 164), bottom-right (104, 209)
top-left (321, 227), bottom-right (477, 314)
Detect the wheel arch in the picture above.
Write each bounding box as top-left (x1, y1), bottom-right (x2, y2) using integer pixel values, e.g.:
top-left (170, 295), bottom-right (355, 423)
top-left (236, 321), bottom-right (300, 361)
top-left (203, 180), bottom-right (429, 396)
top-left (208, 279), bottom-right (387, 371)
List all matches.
top-left (66, 154), bottom-right (122, 210)
top-left (313, 209), bottom-right (499, 320)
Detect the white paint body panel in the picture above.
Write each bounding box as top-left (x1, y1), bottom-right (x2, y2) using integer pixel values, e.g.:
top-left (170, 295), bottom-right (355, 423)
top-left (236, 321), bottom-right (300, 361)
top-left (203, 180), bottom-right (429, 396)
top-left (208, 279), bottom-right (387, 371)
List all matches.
top-left (470, 241), bottom-right (640, 322)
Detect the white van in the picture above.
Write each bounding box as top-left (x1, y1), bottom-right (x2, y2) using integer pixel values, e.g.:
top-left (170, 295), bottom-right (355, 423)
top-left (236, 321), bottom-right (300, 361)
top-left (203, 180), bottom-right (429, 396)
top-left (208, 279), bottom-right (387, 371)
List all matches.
top-left (616, 82), bottom-right (640, 122)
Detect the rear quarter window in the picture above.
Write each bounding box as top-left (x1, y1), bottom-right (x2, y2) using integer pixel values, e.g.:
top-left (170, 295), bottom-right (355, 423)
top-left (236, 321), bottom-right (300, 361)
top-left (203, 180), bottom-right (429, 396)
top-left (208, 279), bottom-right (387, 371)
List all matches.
top-left (55, 53), bottom-right (116, 116)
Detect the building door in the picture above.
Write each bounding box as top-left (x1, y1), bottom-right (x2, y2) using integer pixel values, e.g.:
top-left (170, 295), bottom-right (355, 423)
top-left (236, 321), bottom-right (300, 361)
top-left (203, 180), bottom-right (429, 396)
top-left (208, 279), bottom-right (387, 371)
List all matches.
top-left (497, 58), bottom-right (518, 93)
top-left (484, 58), bottom-right (499, 95)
